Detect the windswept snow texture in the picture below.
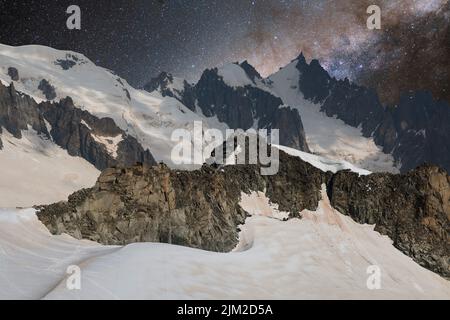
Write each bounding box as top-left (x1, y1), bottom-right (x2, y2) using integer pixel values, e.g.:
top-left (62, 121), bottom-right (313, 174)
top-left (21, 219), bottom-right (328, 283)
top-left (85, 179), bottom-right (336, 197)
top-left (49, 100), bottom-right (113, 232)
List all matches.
top-left (0, 44), bottom-right (394, 173)
top-left (1, 188), bottom-right (448, 299)
top-left (217, 63), bottom-right (255, 88)
top-left (275, 145), bottom-right (371, 175)
top-left (0, 129), bottom-right (99, 207)
top-left (0, 208), bottom-right (117, 299)
top-left (268, 61), bottom-right (399, 173)
top-left (0, 44), bottom-right (207, 167)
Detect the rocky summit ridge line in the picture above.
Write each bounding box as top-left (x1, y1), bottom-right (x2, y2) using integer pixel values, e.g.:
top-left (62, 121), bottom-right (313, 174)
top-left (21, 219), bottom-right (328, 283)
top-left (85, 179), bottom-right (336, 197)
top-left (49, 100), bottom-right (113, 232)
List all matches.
top-left (37, 149), bottom-right (450, 279)
top-left (0, 81), bottom-right (155, 170)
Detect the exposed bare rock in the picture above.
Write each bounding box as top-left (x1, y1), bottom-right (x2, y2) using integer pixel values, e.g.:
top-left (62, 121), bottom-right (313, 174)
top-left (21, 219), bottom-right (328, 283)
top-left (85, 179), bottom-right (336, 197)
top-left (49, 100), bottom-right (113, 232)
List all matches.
top-left (37, 151), bottom-right (327, 251)
top-left (0, 81), bottom-right (156, 170)
top-left (0, 82), bottom-right (49, 147)
top-left (37, 150), bottom-right (449, 278)
top-left (38, 79), bottom-right (56, 100)
top-left (7, 67), bottom-right (19, 81)
top-left (38, 97), bottom-right (155, 170)
top-left (328, 165), bottom-right (450, 278)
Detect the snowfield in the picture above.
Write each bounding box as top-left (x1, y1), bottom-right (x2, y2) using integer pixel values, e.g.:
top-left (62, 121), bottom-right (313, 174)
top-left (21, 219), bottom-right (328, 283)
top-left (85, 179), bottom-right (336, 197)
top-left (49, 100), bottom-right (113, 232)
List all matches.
top-left (274, 145), bottom-right (371, 175)
top-left (0, 44), bottom-right (398, 174)
top-left (268, 60), bottom-right (399, 174)
top-left (0, 44), bottom-right (447, 300)
top-left (0, 129), bottom-right (99, 208)
top-left (0, 44), bottom-right (208, 166)
top-left (1, 187), bottom-right (448, 300)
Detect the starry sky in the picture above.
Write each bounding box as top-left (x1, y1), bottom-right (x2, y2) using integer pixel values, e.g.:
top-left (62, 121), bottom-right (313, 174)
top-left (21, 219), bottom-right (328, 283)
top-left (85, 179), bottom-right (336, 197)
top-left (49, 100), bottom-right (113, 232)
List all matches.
top-left (0, 0), bottom-right (449, 104)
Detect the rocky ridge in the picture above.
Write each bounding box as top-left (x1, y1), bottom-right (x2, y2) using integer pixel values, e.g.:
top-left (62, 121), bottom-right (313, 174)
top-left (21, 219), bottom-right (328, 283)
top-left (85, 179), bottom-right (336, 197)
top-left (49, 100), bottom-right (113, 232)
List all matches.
top-left (294, 54), bottom-right (450, 173)
top-left (0, 81), bottom-right (155, 170)
top-left (144, 63), bottom-right (310, 152)
top-left (37, 150), bottom-right (450, 278)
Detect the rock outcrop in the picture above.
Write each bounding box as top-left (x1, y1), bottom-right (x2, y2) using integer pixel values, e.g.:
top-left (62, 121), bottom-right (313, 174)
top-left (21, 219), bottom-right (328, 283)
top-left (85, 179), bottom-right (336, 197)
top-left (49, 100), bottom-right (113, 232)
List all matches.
top-left (37, 151), bottom-right (327, 251)
top-left (329, 165), bottom-right (450, 278)
top-left (0, 82), bottom-right (50, 142)
top-left (37, 149), bottom-right (449, 278)
top-left (295, 55), bottom-right (450, 174)
top-left (39, 97), bottom-right (155, 170)
top-left (7, 67), bottom-right (19, 81)
top-left (38, 79), bottom-right (57, 100)
top-left (0, 81), bottom-right (156, 170)
top-left (143, 63), bottom-right (311, 152)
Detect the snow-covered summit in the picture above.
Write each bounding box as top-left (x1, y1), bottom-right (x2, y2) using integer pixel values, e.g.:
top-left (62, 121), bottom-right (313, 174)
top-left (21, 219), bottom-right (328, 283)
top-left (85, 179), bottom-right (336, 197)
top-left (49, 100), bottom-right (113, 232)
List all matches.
top-left (267, 58), bottom-right (399, 173)
top-left (0, 44), bottom-right (207, 166)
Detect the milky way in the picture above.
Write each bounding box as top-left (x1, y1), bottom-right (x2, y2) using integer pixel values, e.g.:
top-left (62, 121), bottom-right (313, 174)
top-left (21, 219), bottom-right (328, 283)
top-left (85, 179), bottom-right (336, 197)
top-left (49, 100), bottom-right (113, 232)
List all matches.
top-left (0, 0), bottom-right (448, 104)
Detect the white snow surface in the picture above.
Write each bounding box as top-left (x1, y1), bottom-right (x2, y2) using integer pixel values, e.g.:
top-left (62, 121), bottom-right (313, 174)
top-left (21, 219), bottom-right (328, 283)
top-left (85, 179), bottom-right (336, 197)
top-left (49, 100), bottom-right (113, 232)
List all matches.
top-left (268, 60), bottom-right (399, 173)
top-left (217, 63), bottom-right (255, 88)
top-left (0, 44), bottom-right (396, 174)
top-left (90, 132), bottom-right (123, 159)
top-left (0, 44), bottom-right (208, 166)
top-left (0, 129), bottom-right (99, 208)
top-left (1, 187), bottom-right (448, 300)
top-left (275, 145), bottom-right (371, 175)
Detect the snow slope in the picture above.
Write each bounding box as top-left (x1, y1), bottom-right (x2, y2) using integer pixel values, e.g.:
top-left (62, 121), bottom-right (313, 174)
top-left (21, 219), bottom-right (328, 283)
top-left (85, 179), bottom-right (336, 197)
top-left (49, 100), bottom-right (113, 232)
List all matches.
top-left (1, 187), bottom-right (448, 300)
top-left (268, 60), bottom-right (399, 173)
top-left (0, 44), bottom-right (207, 166)
top-left (0, 129), bottom-right (99, 208)
top-left (218, 63), bottom-right (255, 88)
top-left (0, 208), bottom-right (117, 299)
top-left (275, 145), bottom-right (371, 175)
top-left (0, 44), bottom-right (395, 173)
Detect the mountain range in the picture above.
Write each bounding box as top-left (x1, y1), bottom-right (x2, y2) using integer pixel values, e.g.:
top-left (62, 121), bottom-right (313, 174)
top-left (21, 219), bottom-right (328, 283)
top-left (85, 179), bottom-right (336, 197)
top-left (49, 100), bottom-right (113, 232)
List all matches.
top-left (0, 44), bottom-right (449, 299)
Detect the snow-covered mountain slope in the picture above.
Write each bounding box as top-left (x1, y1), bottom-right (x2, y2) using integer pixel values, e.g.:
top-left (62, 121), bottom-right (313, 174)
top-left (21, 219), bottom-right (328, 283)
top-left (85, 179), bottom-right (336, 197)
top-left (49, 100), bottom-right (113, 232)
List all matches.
top-left (268, 60), bottom-right (399, 173)
top-left (146, 58), bottom-right (398, 173)
top-left (274, 145), bottom-right (371, 175)
top-left (0, 44), bottom-right (397, 174)
top-left (0, 129), bottom-right (99, 208)
top-left (2, 187), bottom-right (448, 300)
top-left (0, 208), bottom-right (117, 299)
top-left (0, 44), bottom-right (207, 166)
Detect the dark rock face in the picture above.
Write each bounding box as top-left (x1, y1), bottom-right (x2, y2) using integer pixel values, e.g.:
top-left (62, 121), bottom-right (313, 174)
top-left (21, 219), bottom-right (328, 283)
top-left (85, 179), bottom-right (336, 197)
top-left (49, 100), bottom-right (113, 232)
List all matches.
top-left (0, 82), bottom-right (49, 146)
top-left (295, 56), bottom-right (450, 173)
top-left (297, 54), bottom-right (332, 104)
top-left (143, 72), bottom-right (176, 96)
top-left (328, 165), bottom-right (450, 278)
top-left (143, 72), bottom-right (197, 111)
top-left (259, 106), bottom-right (309, 151)
top-left (36, 151), bottom-right (327, 251)
top-left (39, 97), bottom-right (155, 170)
top-left (55, 59), bottom-right (76, 70)
top-left (239, 60), bottom-right (262, 82)
top-left (38, 79), bottom-right (57, 100)
top-left (7, 67), bottom-right (19, 81)
top-left (37, 149), bottom-right (449, 278)
top-left (194, 67), bottom-right (310, 152)
top-left (54, 53), bottom-right (84, 70)
top-left (321, 79), bottom-right (385, 137)
top-left (143, 64), bottom-right (310, 152)
top-left (374, 91), bottom-right (450, 173)
top-left (0, 82), bottom-right (156, 170)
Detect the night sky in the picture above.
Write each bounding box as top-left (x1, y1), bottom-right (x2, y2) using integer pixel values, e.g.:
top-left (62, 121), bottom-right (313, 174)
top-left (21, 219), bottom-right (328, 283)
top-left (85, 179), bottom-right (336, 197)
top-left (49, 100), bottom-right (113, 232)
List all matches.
top-left (0, 0), bottom-right (449, 104)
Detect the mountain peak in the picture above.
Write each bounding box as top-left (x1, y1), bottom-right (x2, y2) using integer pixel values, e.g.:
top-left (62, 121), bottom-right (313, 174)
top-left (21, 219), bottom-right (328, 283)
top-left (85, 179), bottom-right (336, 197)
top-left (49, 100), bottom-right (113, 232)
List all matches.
top-left (143, 71), bottom-right (175, 93)
top-left (238, 60), bottom-right (262, 82)
top-left (296, 52), bottom-right (307, 65)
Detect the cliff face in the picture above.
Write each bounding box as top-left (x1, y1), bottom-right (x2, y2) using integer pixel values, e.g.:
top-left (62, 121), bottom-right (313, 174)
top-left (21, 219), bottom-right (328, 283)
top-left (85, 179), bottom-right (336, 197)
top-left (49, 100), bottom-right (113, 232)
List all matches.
top-left (37, 150), bottom-right (449, 278)
top-left (329, 165), bottom-right (450, 278)
top-left (144, 64), bottom-right (311, 152)
top-left (0, 82), bottom-right (156, 170)
top-left (38, 97), bottom-right (155, 170)
top-left (0, 82), bottom-right (49, 146)
top-left (36, 151), bottom-right (327, 252)
top-left (295, 56), bottom-right (450, 173)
